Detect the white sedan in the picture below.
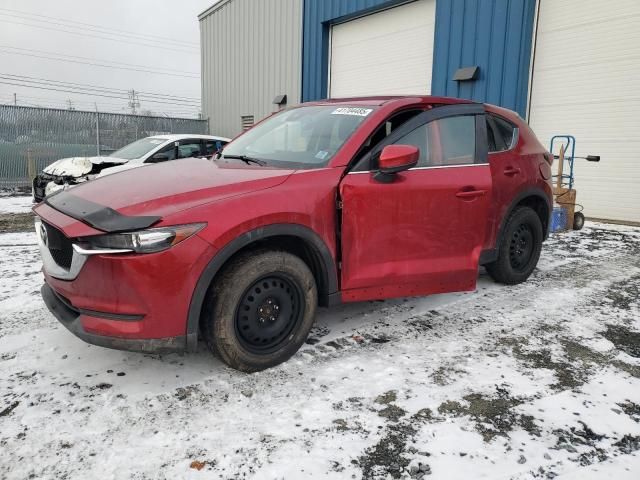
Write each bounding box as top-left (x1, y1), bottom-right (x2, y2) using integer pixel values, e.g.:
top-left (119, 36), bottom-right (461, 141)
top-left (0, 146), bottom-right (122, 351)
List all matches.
top-left (33, 134), bottom-right (230, 202)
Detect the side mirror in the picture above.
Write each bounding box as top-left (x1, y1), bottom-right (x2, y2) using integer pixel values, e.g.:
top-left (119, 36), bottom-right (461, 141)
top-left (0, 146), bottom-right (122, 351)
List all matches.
top-left (374, 145), bottom-right (419, 183)
top-left (148, 153), bottom-right (170, 163)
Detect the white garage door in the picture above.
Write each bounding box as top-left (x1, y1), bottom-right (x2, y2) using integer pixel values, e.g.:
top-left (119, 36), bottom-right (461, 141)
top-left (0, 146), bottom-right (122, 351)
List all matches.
top-left (329, 0), bottom-right (436, 98)
top-left (529, 0), bottom-right (640, 223)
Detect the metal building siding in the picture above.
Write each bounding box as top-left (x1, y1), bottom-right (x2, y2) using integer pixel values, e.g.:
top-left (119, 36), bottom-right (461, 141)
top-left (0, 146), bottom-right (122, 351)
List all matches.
top-left (431, 0), bottom-right (536, 117)
top-left (528, 0), bottom-right (640, 223)
top-left (199, 0), bottom-right (303, 138)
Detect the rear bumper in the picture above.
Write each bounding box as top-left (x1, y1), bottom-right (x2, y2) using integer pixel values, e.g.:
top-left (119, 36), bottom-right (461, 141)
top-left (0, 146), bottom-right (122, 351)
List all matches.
top-left (41, 283), bottom-right (190, 354)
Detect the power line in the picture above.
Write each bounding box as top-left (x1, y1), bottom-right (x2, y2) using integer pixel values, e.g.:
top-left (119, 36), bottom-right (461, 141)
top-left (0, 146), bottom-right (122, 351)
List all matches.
top-left (1, 92), bottom-right (127, 108)
top-left (0, 95), bottom-right (201, 115)
top-left (0, 46), bottom-right (200, 79)
top-left (0, 7), bottom-right (199, 47)
top-left (0, 74), bottom-right (201, 104)
top-left (3, 97), bottom-right (127, 110)
top-left (1, 91), bottom-right (202, 116)
top-left (0, 101), bottom-right (202, 118)
top-left (0, 46), bottom-right (200, 76)
top-left (0, 18), bottom-right (199, 55)
top-left (0, 73), bottom-right (200, 102)
top-left (0, 79), bottom-right (202, 108)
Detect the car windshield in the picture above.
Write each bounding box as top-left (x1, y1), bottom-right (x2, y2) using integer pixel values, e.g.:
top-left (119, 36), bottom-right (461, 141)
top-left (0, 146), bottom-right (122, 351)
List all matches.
top-left (110, 137), bottom-right (166, 160)
top-left (221, 105), bottom-right (376, 168)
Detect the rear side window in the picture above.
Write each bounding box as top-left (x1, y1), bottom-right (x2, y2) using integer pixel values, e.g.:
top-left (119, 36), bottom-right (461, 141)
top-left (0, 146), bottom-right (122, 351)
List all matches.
top-left (486, 114), bottom-right (517, 152)
top-left (390, 115), bottom-right (476, 167)
top-left (438, 116), bottom-right (476, 165)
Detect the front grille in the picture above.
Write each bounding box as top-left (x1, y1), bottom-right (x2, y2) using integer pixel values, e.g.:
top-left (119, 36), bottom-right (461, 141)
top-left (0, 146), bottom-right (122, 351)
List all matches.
top-left (43, 222), bottom-right (73, 270)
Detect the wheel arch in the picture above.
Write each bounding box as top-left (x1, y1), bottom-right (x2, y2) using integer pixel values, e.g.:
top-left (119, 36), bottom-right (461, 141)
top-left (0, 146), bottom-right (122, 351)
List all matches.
top-left (186, 224), bottom-right (339, 350)
top-left (481, 188), bottom-right (552, 265)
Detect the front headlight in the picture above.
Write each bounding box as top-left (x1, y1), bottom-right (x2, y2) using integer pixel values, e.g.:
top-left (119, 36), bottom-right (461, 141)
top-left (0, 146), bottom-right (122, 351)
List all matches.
top-left (78, 223), bottom-right (206, 254)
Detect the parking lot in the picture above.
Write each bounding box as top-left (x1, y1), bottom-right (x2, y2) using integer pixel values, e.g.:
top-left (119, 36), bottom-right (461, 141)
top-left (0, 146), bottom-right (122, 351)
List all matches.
top-left (0, 196), bottom-right (639, 480)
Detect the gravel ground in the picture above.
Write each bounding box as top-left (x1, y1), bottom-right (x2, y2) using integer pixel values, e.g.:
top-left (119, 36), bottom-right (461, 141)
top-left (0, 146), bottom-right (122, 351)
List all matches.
top-left (0, 195), bottom-right (35, 233)
top-left (0, 222), bottom-right (639, 479)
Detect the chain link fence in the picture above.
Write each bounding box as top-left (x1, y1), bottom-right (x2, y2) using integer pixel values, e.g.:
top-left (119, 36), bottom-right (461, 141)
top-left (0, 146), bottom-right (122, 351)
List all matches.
top-left (0, 105), bottom-right (209, 189)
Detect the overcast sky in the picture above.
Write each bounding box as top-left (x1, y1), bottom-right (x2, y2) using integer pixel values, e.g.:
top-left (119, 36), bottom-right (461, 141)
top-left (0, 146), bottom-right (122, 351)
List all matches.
top-left (0, 0), bottom-right (217, 117)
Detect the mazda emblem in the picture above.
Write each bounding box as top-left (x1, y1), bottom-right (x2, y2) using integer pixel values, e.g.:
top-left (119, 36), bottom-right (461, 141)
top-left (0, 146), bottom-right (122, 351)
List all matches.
top-left (39, 223), bottom-right (48, 248)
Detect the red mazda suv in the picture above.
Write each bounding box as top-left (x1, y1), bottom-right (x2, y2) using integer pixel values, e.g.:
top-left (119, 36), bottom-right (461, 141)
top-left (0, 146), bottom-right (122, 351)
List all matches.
top-left (34, 96), bottom-right (553, 372)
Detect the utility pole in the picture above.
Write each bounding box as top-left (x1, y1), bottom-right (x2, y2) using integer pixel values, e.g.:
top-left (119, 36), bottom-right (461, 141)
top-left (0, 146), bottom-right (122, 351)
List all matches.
top-left (13, 93), bottom-right (16, 106)
top-left (95, 102), bottom-right (101, 156)
top-left (128, 89), bottom-right (140, 115)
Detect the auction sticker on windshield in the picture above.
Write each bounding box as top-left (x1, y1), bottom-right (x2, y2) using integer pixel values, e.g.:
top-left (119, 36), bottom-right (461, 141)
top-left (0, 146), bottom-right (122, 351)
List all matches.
top-left (331, 107), bottom-right (373, 117)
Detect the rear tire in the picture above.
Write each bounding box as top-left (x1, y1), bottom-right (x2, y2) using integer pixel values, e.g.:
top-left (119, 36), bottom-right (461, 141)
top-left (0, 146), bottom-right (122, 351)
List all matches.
top-left (201, 250), bottom-right (317, 372)
top-left (573, 212), bottom-right (585, 230)
top-left (486, 206), bottom-right (543, 285)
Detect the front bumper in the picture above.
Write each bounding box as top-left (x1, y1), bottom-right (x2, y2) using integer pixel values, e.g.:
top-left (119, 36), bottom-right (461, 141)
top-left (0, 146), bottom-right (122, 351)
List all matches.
top-left (33, 174), bottom-right (83, 202)
top-left (33, 175), bottom-right (47, 202)
top-left (34, 193), bottom-right (219, 354)
top-left (41, 283), bottom-right (188, 354)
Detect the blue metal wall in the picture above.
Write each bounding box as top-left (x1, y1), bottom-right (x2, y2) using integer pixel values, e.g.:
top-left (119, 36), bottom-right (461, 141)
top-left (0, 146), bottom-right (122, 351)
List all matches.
top-left (432, 0), bottom-right (536, 117)
top-left (302, 0), bottom-right (537, 117)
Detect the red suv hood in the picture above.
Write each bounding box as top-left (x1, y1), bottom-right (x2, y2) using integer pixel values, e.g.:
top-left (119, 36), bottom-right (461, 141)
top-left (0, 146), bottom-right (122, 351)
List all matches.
top-left (58, 158), bottom-right (294, 218)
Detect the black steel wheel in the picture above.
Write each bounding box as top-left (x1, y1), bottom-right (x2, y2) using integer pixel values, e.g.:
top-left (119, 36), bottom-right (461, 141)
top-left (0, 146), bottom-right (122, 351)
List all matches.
top-left (201, 250), bottom-right (317, 372)
top-left (509, 223), bottom-right (535, 273)
top-left (486, 206), bottom-right (543, 285)
top-left (235, 274), bottom-right (304, 354)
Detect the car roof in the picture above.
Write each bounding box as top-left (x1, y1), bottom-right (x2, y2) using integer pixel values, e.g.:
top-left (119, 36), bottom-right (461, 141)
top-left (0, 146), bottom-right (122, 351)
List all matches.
top-left (303, 95), bottom-right (478, 107)
top-left (147, 134), bottom-right (231, 142)
top-left (483, 103), bottom-right (525, 125)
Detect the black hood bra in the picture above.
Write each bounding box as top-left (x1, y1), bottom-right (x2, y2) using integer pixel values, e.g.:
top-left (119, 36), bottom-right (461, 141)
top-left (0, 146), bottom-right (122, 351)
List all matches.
top-left (45, 191), bottom-right (161, 233)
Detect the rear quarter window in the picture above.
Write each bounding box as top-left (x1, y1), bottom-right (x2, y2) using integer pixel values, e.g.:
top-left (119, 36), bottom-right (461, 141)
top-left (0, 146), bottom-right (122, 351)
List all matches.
top-left (487, 114), bottom-right (518, 152)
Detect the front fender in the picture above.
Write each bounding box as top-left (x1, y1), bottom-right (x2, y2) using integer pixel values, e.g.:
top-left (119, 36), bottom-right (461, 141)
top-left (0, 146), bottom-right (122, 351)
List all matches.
top-left (185, 223), bottom-right (339, 350)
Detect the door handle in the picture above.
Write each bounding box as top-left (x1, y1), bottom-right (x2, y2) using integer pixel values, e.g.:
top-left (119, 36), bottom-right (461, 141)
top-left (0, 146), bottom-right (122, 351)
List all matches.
top-left (504, 166), bottom-right (521, 176)
top-left (456, 189), bottom-right (487, 199)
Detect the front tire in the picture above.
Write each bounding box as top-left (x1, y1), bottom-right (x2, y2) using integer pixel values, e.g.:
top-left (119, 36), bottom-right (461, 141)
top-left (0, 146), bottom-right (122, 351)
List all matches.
top-left (201, 250), bottom-right (317, 372)
top-left (486, 206), bottom-right (543, 285)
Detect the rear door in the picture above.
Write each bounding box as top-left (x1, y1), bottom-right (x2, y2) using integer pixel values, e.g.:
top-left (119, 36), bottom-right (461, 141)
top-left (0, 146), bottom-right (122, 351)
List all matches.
top-left (339, 104), bottom-right (492, 302)
top-left (485, 114), bottom-right (526, 241)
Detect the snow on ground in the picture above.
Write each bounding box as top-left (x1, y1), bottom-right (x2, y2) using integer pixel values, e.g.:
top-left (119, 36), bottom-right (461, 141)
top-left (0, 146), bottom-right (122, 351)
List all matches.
top-left (0, 195), bottom-right (33, 214)
top-left (0, 223), bottom-right (639, 479)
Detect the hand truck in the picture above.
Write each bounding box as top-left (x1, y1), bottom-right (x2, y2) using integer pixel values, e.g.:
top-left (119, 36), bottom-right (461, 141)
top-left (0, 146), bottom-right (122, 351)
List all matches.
top-left (549, 135), bottom-right (600, 232)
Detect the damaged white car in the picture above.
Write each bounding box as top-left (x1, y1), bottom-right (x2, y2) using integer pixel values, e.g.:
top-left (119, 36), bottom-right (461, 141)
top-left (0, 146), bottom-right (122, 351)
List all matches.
top-left (32, 134), bottom-right (230, 202)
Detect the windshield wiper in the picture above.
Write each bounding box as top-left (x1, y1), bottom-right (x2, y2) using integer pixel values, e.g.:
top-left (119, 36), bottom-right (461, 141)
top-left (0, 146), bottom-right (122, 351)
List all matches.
top-left (220, 154), bottom-right (267, 166)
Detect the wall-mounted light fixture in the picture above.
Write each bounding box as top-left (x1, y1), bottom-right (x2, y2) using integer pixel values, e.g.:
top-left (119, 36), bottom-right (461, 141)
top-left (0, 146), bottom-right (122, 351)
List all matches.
top-left (453, 66), bottom-right (480, 82)
top-left (273, 94), bottom-right (288, 106)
